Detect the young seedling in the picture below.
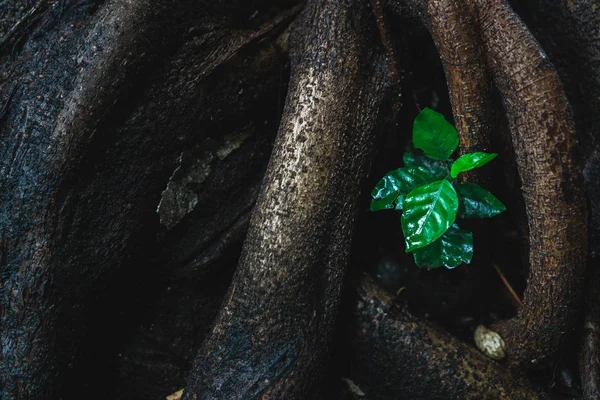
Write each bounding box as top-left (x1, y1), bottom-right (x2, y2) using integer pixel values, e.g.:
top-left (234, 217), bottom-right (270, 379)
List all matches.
top-left (370, 108), bottom-right (506, 269)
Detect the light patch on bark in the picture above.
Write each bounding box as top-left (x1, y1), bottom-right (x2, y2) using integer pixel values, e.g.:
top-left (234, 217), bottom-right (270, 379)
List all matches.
top-left (157, 151), bottom-right (214, 229)
top-left (216, 126), bottom-right (252, 160)
top-left (166, 389), bottom-right (184, 400)
top-left (342, 377), bottom-right (366, 397)
top-left (257, 67), bottom-right (329, 273)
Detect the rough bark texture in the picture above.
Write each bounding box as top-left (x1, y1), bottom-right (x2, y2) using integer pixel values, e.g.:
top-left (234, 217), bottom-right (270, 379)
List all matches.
top-left (349, 277), bottom-right (547, 400)
top-left (1, 0), bottom-right (596, 398)
top-left (511, 2), bottom-right (600, 390)
top-left (580, 264), bottom-right (600, 400)
top-left (512, 0), bottom-right (600, 157)
top-left (0, 1), bottom-right (294, 397)
top-left (469, 0), bottom-right (588, 370)
top-left (181, 0), bottom-right (389, 398)
top-left (581, 312), bottom-right (600, 399)
top-left (580, 149), bottom-right (600, 399)
top-left (389, 0), bottom-right (493, 181)
top-left (419, 0), bottom-right (492, 158)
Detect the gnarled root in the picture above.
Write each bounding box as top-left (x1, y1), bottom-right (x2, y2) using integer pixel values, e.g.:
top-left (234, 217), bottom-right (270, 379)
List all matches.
top-left (385, 0), bottom-right (492, 160)
top-left (420, 0), bottom-right (492, 159)
top-left (471, 0), bottom-right (588, 369)
top-left (0, 1), bottom-right (295, 397)
top-left (385, 0), bottom-right (588, 372)
top-left (348, 277), bottom-right (547, 400)
top-left (181, 0), bottom-right (389, 398)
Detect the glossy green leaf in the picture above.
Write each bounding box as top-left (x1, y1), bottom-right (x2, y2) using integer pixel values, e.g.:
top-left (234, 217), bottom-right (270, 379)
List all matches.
top-left (403, 148), bottom-right (450, 179)
top-left (457, 183), bottom-right (506, 219)
top-left (370, 167), bottom-right (439, 211)
top-left (370, 193), bottom-right (399, 211)
top-left (412, 108), bottom-right (459, 161)
top-left (401, 180), bottom-right (458, 252)
top-left (413, 224), bottom-right (473, 269)
top-left (450, 152), bottom-right (497, 178)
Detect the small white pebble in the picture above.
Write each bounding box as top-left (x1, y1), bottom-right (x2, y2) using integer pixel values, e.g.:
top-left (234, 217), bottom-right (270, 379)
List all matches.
top-left (474, 325), bottom-right (506, 360)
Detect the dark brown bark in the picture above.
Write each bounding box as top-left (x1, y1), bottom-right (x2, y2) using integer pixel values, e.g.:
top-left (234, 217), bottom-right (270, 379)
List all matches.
top-left (416, 0), bottom-right (492, 159)
top-left (510, 0), bottom-right (600, 157)
top-left (181, 0), bottom-right (389, 398)
top-left (0, 1), bottom-right (293, 397)
top-left (385, 0), bottom-right (585, 371)
top-left (349, 277), bottom-right (547, 400)
top-left (515, 2), bottom-right (600, 391)
top-left (472, 0), bottom-right (588, 370)
top-left (506, 3), bottom-right (600, 388)
top-left (0, 0), bottom-right (596, 398)
top-left (580, 149), bottom-right (600, 399)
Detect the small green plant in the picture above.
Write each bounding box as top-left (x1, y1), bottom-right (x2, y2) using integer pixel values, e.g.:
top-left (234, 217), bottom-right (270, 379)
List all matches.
top-left (370, 108), bottom-right (506, 270)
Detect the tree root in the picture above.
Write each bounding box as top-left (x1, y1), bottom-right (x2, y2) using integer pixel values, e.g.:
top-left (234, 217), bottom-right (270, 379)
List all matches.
top-left (181, 0), bottom-right (389, 398)
top-left (470, 0), bottom-right (587, 370)
top-left (512, 0), bottom-right (600, 157)
top-left (349, 276), bottom-right (547, 399)
top-left (0, 0), bottom-right (594, 397)
top-left (513, 2), bottom-right (600, 386)
top-left (385, 0), bottom-right (587, 370)
top-left (52, 0), bottom-right (197, 172)
top-left (580, 265), bottom-right (600, 399)
top-left (0, 1), bottom-right (293, 396)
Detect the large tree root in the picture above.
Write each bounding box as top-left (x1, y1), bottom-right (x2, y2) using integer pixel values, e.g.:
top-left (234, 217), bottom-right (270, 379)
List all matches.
top-left (385, 0), bottom-right (492, 160)
top-left (413, 0), bottom-right (492, 159)
top-left (513, 0), bottom-right (600, 157)
top-left (470, 0), bottom-right (587, 370)
top-left (513, 1), bottom-right (600, 390)
top-left (349, 277), bottom-right (547, 399)
top-left (181, 0), bottom-right (389, 398)
top-left (1, 0), bottom-right (595, 397)
top-left (385, 0), bottom-right (587, 371)
top-left (0, 1), bottom-right (294, 397)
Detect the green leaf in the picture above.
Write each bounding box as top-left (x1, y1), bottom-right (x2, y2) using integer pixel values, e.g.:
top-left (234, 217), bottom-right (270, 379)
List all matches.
top-left (403, 148), bottom-right (450, 179)
top-left (401, 180), bottom-right (458, 252)
top-left (413, 224), bottom-right (473, 269)
top-left (412, 108), bottom-right (459, 161)
top-left (370, 194), bottom-right (399, 211)
top-left (370, 167), bottom-right (439, 211)
top-left (457, 183), bottom-right (506, 219)
top-left (450, 152), bottom-right (497, 178)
